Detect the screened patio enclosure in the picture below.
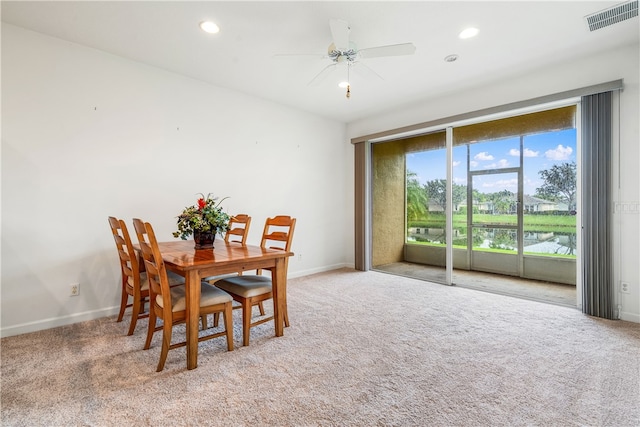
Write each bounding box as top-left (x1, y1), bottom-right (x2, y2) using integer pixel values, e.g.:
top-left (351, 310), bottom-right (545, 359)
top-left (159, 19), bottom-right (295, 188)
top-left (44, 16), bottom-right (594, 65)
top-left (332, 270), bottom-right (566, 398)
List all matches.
top-left (370, 105), bottom-right (578, 295)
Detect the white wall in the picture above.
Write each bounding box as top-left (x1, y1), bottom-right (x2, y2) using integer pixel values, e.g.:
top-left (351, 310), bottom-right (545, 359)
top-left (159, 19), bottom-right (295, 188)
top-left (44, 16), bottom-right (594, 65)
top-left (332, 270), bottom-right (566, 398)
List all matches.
top-left (348, 43), bottom-right (640, 323)
top-left (1, 24), bottom-right (354, 337)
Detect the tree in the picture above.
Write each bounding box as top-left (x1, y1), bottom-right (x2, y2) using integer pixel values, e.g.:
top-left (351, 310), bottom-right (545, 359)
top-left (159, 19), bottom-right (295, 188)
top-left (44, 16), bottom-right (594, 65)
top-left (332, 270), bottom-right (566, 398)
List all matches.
top-left (535, 162), bottom-right (577, 210)
top-left (423, 179), bottom-right (466, 211)
top-left (472, 188), bottom-right (486, 203)
top-left (406, 171), bottom-right (428, 221)
top-left (488, 189), bottom-right (514, 214)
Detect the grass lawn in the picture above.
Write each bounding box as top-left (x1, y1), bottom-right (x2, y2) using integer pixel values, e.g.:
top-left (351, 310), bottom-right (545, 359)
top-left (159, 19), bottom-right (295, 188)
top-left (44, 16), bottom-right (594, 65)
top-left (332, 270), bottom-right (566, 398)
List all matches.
top-left (410, 214), bottom-right (576, 233)
top-left (408, 241), bottom-right (577, 259)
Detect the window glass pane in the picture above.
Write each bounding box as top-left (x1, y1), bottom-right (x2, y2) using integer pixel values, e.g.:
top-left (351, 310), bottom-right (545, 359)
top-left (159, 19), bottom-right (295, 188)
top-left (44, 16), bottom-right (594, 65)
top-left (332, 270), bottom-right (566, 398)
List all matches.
top-left (471, 173), bottom-right (518, 225)
top-left (406, 149), bottom-right (446, 245)
top-left (472, 227), bottom-right (518, 252)
top-left (522, 129), bottom-right (577, 258)
top-left (452, 145), bottom-right (468, 249)
top-left (468, 137), bottom-right (520, 171)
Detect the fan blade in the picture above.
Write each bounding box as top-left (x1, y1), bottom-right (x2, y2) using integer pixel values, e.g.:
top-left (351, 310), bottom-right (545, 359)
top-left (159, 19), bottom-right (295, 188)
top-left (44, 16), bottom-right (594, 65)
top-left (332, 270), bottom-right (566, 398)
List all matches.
top-left (358, 43), bottom-right (416, 59)
top-left (351, 61), bottom-right (384, 81)
top-left (273, 53), bottom-right (327, 60)
top-left (308, 63), bottom-right (337, 86)
top-left (329, 19), bottom-right (350, 51)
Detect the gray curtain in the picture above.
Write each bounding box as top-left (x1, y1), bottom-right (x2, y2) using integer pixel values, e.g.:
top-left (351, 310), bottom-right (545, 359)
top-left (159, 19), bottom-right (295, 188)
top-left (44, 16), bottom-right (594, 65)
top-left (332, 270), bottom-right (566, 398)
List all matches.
top-left (581, 92), bottom-right (614, 319)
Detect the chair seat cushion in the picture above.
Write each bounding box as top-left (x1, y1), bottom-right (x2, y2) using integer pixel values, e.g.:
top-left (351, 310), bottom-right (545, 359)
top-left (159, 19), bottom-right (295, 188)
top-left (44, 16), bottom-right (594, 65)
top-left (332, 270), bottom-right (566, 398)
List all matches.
top-left (167, 271), bottom-right (186, 286)
top-left (202, 273), bottom-right (238, 283)
top-left (129, 271), bottom-right (184, 292)
top-left (128, 274), bottom-right (149, 292)
top-left (215, 275), bottom-right (272, 298)
top-left (156, 282), bottom-right (232, 312)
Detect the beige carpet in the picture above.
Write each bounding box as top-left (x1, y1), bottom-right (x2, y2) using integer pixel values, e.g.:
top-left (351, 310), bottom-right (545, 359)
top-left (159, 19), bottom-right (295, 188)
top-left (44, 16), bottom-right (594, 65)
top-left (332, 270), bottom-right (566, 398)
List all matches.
top-left (2, 268), bottom-right (639, 426)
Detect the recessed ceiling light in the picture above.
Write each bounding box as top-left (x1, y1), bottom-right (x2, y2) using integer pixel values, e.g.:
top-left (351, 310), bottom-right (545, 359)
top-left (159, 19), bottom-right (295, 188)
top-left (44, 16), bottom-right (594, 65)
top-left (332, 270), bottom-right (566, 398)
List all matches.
top-left (338, 81), bottom-right (350, 88)
top-left (200, 21), bottom-right (220, 34)
top-left (459, 27), bottom-right (479, 39)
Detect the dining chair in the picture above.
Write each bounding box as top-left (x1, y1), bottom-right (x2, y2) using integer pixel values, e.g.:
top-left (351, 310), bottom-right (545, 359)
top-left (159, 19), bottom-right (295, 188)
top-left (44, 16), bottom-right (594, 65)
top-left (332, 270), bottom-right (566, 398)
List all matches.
top-left (109, 216), bottom-right (187, 336)
top-left (214, 215), bottom-right (296, 346)
top-left (204, 214), bottom-right (252, 285)
top-left (204, 214), bottom-right (252, 324)
top-left (108, 216), bottom-right (150, 336)
top-left (133, 218), bottom-right (235, 371)
top-left (225, 214), bottom-right (252, 245)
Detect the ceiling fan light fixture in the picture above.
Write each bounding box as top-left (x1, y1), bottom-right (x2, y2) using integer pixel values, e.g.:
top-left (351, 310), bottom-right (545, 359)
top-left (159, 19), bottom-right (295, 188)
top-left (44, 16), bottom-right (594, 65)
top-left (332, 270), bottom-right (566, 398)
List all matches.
top-left (459, 27), bottom-right (479, 39)
top-left (284, 19), bottom-right (415, 98)
top-left (199, 21), bottom-right (220, 34)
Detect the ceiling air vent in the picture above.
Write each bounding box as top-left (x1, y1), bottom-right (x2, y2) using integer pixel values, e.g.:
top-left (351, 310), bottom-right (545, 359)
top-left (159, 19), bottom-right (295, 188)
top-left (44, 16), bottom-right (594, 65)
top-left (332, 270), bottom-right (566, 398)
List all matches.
top-left (585, 0), bottom-right (638, 31)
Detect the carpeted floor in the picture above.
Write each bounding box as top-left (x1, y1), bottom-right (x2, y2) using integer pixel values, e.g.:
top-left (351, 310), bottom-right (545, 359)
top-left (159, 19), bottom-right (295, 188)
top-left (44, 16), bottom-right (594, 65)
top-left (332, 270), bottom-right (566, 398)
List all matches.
top-left (1, 268), bottom-right (639, 426)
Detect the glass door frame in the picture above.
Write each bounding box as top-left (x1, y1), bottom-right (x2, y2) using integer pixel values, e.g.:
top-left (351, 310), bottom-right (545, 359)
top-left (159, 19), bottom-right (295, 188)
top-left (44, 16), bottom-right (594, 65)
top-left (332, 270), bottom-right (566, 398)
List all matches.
top-left (467, 135), bottom-right (524, 276)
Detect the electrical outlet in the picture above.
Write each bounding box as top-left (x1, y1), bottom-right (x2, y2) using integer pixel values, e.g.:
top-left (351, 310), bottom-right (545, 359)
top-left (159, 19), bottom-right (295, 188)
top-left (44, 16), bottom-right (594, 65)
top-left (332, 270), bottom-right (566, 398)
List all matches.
top-left (620, 282), bottom-right (630, 294)
top-left (70, 283), bottom-right (80, 296)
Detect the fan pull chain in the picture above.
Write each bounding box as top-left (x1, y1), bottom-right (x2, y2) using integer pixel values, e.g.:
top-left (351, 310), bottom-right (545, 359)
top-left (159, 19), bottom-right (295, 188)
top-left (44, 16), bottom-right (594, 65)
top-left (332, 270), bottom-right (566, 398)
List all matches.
top-left (346, 63), bottom-right (351, 99)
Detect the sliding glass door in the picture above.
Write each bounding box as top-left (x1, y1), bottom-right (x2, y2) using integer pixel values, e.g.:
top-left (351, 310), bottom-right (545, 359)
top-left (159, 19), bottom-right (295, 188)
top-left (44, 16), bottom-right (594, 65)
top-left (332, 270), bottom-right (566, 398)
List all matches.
top-left (371, 104), bottom-right (578, 305)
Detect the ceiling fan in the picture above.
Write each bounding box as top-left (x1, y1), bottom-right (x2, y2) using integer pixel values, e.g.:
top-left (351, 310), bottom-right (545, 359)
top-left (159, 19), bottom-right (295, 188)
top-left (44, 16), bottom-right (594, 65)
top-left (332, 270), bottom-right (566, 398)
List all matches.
top-left (276, 19), bottom-right (416, 98)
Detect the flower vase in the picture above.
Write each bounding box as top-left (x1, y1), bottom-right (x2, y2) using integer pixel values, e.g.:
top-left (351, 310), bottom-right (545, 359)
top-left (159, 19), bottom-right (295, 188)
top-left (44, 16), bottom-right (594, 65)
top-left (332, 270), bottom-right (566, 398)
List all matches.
top-left (193, 230), bottom-right (215, 249)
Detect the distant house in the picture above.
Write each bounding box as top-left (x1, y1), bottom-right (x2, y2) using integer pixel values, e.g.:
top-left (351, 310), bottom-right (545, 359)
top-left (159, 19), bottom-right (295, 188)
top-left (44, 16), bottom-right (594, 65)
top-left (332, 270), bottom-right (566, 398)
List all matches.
top-left (427, 202), bottom-right (448, 213)
top-left (521, 195), bottom-right (559, 213)
top-left (432, 194), bottom-right (563, 214)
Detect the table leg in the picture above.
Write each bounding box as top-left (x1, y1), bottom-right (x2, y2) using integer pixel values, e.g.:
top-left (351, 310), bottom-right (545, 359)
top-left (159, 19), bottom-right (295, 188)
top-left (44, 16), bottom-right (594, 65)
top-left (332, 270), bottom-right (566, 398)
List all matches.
top-left (186, 270), bottom-right (200, 370)
top-left (272, 257), bottom-right (286, 337)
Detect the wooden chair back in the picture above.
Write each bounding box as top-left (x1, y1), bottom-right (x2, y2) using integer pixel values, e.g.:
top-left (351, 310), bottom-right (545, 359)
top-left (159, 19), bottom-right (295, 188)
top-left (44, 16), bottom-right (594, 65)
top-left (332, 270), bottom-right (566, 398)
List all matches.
top-left (109, 216), bottom-right (149, 335)
top-left (132, 218), bottom-right (172, 321)
top-left (108, 216), bottom-right (140, 288)
top-left (260, 215), bottom-right (296, 252)
top-left (258, 215), bottom-right (296, 273)
top-left (225, 214), bottom-right (252, 245)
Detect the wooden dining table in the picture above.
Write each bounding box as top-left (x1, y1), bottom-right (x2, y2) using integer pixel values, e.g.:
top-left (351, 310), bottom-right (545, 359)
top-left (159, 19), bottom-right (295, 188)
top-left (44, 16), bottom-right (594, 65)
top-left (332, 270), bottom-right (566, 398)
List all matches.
top-left (140, 240), bottom-right (293, 370)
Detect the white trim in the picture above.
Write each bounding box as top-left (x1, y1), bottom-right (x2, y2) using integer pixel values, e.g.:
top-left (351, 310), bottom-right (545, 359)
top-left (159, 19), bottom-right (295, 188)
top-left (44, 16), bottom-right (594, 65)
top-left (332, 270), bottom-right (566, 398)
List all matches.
top-left (1, 307), bottom-right (120, 338)
top-left (620, 311), bottom-right (640, 323)
top-left (445, 127), bottom-right (453, 285)
top-left (0, 264), bottom-right (353, 338)
top-left (364, 141), bottom-right (372, 271)
top-left (575, 101), bottom-right (583, 311)
top-left (611, 89), bottom-right (622, 319)
top-left (288, 264), bottom-right (352, 279)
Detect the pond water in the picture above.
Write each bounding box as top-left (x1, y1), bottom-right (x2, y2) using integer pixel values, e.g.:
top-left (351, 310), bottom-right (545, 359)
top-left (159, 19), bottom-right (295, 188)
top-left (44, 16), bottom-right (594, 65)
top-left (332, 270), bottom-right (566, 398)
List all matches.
top-left (408, 227), bottom-right (577, 256)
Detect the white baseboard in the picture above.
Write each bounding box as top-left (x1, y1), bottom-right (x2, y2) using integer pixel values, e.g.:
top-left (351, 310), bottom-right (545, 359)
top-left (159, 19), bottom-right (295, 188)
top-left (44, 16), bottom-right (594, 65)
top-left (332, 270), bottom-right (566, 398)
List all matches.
top-left (0, 266), bottom-right (354, 338)
top-left (3, 267), bottom-right (636, 337)
top-left (1, 306), bottom-right (120, 338)
top-left (620, 310), bottom-right (640, 323)
top-left (289, 263), bottom-right (353, 279)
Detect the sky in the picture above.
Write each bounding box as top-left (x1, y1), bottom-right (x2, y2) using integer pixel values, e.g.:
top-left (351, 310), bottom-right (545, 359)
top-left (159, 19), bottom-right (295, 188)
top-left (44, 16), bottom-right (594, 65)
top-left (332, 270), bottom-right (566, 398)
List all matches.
top-left (406, 128), bottom-right (577, 195)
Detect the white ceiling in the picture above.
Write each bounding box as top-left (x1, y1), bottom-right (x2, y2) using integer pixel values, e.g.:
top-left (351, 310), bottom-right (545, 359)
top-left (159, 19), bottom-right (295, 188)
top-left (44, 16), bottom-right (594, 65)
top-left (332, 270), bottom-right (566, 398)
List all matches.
top-left (2, 1), bottom-right (638, 123)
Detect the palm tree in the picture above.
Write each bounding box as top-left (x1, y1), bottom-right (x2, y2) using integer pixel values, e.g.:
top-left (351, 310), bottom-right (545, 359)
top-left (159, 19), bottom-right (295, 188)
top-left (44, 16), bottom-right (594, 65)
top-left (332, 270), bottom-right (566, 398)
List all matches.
top-left (406, 171), bottom-right (428, 221)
